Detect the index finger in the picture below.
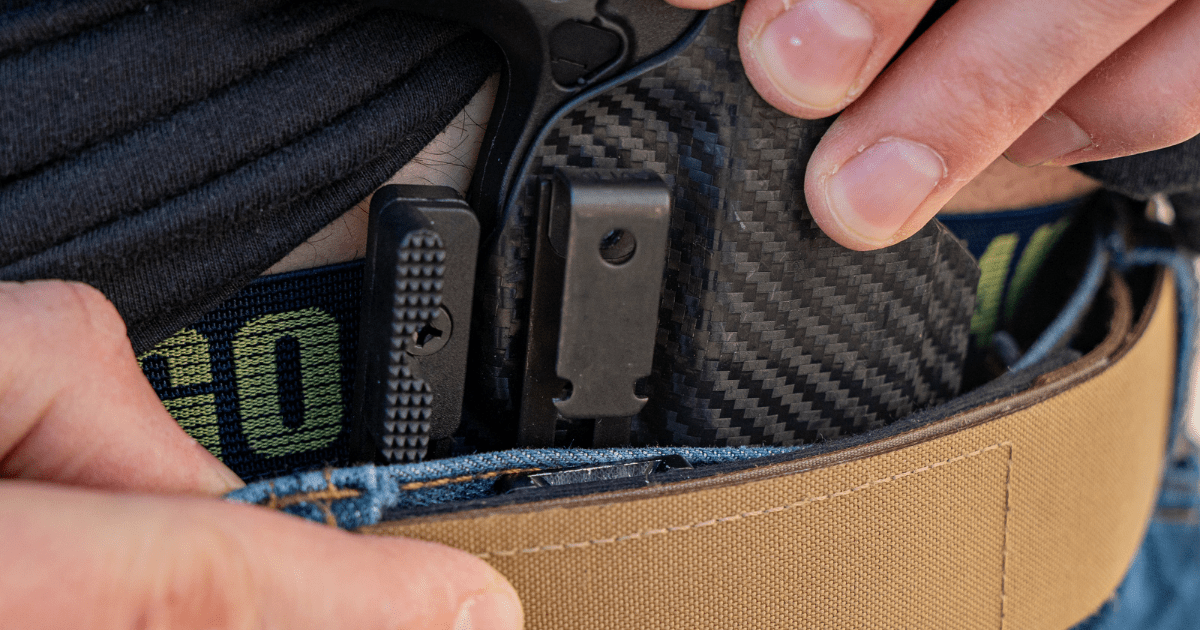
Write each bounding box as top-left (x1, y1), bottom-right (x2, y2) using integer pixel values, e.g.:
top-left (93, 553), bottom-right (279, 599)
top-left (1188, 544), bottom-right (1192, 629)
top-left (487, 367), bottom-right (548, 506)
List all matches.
top-left (804, 0), bottom-right (1173, 249)
top-left (0, 481), bottom-right (523, 630)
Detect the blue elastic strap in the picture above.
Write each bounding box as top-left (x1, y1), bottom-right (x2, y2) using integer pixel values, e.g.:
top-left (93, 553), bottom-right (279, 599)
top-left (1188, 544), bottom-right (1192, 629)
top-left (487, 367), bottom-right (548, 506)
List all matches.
top-left (1108, 236), bottom-right (1198, 451)
top-left (1009, 232), bottom-right (1108, 373)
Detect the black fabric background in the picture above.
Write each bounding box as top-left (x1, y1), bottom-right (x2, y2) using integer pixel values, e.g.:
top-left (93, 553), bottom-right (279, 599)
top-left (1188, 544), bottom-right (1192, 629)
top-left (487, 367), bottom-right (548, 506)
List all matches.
top-left (0, 0), bottom-right (498, 352)
top-left (1, 0), bottom-right (1197, 352)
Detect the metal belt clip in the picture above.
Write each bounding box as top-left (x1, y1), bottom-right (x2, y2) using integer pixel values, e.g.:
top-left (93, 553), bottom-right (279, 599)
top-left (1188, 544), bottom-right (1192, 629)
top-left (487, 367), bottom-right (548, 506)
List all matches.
top-left (519, 168), bottom-right (671, 447)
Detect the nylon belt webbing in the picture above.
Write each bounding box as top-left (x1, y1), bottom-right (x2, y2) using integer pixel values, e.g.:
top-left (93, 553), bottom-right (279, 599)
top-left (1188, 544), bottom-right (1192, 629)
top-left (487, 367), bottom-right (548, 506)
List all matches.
top-left (939, 197), bottom-right (1080, 346)
top-left (138, 260), bottom-right (364, 481)
top-left (362, 268), bottom-right (1173, 630)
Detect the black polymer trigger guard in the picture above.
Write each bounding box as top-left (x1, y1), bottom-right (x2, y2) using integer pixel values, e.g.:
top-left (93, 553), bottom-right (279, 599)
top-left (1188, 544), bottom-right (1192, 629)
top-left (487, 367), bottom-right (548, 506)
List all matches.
top-left (371, 0), bottom-right (703, 237)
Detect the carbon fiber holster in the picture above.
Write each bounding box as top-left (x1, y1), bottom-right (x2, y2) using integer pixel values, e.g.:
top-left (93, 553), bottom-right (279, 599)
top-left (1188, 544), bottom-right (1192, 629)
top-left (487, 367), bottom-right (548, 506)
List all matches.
top-left (461, 4), bottom-right (979, 451)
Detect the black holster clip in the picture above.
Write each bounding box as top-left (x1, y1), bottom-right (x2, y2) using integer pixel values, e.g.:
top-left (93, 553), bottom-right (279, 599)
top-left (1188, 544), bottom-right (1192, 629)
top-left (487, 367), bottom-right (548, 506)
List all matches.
top-left (519, 168), bottom-right (672, 448)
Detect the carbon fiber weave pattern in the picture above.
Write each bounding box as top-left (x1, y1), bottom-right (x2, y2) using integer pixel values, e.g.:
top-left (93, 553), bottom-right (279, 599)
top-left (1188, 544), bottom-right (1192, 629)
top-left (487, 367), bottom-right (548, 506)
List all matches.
top-left (468, 3), bottom-right (979, 447)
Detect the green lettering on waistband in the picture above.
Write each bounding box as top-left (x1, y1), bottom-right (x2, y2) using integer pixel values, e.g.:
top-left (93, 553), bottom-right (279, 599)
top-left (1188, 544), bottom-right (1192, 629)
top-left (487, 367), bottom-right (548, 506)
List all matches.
top-left (1005, 218), bottom-right (1070, 322)
top-left (232, 308), bottom-right (343, 459)
top-left (138, 328), bottom-right (221, 458)
top-left (971, 233), bottom-right (1019, 347)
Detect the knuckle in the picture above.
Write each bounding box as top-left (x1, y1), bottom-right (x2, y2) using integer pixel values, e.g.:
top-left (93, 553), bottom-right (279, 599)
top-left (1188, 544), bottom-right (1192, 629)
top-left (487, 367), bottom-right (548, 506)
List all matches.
top-left (132, 514), bottom-right (258, 630)
top-left (0, 280), bottom-right (124, 342)
top-left (950, 52), bottom-right (1040, 119)
top-left (0, 282), bottom-right (69, 351)
top-left (0, 281), bottom-right (133, 403)
top-left (55, 281), bottom-right (127, 340)
top-left (44, 281), bottom-right (129, 357)
top-left (914, 48), bottom-right (1064, 161)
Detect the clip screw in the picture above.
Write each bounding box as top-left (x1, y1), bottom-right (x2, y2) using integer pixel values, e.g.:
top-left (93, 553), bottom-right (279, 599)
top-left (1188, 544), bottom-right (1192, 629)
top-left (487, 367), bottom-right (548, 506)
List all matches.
top-left (407, 306), bottom-right (452, 356)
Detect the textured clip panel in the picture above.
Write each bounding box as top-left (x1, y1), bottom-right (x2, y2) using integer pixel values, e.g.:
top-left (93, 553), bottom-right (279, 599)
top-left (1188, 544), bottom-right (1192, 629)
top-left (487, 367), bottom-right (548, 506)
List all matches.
top-left (381, 230), bottom-right (445, 463)
top-left (356, 186), bottom-right (479, 464)
top-left (381, 354), bottom-right (434, 463)
top-left (390, 231), bottom-right (446, 336)
top-left (468, 3), bottom-right (979, 448)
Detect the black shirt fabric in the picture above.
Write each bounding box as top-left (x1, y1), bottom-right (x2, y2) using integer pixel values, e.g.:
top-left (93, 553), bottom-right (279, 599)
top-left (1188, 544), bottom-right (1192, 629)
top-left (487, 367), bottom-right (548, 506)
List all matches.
top-left (1, 0), bottom-right (1196, 352)
top-left (0, 0), bottom-right (499, 352)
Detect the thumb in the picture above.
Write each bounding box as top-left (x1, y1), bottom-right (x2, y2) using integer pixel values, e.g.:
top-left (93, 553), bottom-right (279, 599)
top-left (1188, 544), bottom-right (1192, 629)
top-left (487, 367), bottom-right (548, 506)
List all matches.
top-left (0, 280), bottom-right (242, 495)
top-left (0, 481), bottom-right (524, 630)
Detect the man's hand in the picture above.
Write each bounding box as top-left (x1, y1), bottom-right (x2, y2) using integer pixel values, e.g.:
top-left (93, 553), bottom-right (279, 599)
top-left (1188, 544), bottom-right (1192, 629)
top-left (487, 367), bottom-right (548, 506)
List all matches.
top-left (0, 280), bottom-right (523, 630)
top-left (667, 0), bottom-right (1200, 250)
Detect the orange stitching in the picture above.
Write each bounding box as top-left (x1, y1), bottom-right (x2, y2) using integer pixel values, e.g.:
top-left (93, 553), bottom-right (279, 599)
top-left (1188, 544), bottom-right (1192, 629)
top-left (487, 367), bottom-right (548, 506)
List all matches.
top-left (264, 481), bottom-right (280, 510)
top-left (398, 467), bottom-right (542, 491)
top-left (317, 502), bottom-right (338, 527)
top-left (270, 487), bottom-right (362, 509)
top-left (263, 470), bottom-right (362, 527)
top-left (475, 442), bottom-right (1014, 560)
top-left (317, 470), bottom-right (341, 527)
top-left (263, 468), bottom-right (542, 513)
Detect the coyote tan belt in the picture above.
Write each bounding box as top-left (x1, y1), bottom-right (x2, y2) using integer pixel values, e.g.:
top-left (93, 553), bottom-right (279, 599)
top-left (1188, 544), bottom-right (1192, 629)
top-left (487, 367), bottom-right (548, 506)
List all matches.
top-left (363, 270), bottom-right (1175, 630)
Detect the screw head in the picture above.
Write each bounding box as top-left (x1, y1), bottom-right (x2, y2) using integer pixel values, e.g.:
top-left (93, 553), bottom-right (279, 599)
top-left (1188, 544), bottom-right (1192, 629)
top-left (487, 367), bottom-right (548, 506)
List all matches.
top-left (407, 306), bottom-right (452, 356)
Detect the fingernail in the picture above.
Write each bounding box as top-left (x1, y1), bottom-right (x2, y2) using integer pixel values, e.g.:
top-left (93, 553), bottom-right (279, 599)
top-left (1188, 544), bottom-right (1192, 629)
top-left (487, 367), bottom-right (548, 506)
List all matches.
top-left (824, 138), bottom-right (945, 246)
top-left (752, 0), bottom-right (874, 110)
top-left (209, 462), bottom-right (245, 494)
top-left (1004, 109), bottom-right (1093, 167)
top-left (453, 591), bottom-right (524, 630)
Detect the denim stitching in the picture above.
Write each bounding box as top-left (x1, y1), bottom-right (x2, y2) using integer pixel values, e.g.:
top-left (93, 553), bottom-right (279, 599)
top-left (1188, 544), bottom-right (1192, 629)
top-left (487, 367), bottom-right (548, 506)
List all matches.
top-left (263, 469), bottom-right (362, 526)
top-left (398, 467), bottom-right (542, 491)
top-left (270, 484), bottom-right (362, 509)
top-left (258, 466), bottom-right (545, 508)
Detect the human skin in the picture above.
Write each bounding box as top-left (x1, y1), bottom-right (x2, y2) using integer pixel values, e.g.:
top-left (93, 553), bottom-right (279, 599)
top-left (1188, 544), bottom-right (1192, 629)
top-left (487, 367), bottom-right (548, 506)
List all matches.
top-left (665, 0), bottom-right (1200, 250)
top-left (0, 280), bottom-right (523, 630)
top-left (7, 0), bottom-right (1194, 623)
